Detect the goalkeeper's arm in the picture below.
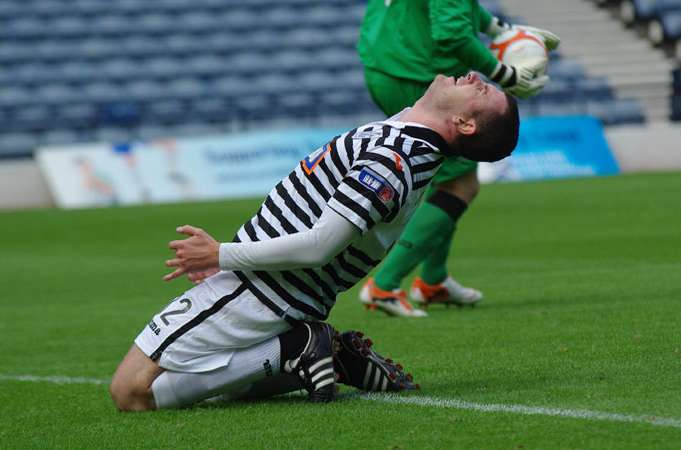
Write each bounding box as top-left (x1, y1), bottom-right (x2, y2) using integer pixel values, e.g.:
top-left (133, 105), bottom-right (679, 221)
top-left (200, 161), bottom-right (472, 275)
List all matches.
top-left (429, 0), bottom-right (551, 98)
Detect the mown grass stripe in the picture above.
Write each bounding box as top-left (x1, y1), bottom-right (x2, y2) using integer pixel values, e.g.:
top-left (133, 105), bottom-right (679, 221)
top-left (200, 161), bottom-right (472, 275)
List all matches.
top-left (3, 373), bottom-right (681, 429)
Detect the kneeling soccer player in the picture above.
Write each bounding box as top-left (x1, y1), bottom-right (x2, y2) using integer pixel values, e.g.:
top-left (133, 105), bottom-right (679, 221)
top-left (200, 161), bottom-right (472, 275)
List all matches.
top-left (109, 72), bottom-right (520, 410)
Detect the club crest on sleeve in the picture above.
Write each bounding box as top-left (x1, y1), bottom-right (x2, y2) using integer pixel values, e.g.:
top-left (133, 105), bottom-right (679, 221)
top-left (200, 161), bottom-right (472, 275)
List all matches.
top-left (358, 167), bottom-right (394, 203)
top-left (301, 143), bottom-right (332, 175)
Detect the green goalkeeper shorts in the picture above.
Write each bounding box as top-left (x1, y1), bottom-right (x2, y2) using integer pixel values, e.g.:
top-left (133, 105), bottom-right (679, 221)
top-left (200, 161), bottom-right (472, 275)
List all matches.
top-left (363, 67), bottom-right (478, 194)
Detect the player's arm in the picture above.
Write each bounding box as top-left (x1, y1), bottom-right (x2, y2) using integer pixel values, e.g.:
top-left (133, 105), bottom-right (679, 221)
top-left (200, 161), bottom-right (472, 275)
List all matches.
top-left (163, 207), bottom-right (359, 281)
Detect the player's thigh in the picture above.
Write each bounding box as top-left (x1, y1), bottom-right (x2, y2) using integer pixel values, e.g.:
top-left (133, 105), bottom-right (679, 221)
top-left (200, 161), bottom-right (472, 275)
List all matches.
top-left (135, 274), bottom-right (290, 373)
top-left (428, 158), bottom-right (480, 203)
top-left (364, 67), bottom-right (429, 116)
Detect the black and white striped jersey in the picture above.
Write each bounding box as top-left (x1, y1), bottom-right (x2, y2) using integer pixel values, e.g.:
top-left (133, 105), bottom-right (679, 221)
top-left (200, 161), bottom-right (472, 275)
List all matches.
top-left (217, 119), bottom-right (450, 322)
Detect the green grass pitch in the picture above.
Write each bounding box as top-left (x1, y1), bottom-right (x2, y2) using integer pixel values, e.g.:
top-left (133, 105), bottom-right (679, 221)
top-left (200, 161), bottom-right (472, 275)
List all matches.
top-left (1, 171), bottom-right (681, 449)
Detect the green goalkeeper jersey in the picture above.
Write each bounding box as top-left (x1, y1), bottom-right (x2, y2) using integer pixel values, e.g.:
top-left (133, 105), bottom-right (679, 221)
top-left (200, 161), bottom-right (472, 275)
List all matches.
top-left (358, 0), bottom-right (499, 82)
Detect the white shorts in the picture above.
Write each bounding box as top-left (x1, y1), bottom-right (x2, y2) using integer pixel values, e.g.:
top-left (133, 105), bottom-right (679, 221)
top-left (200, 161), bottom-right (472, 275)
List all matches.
top-left (135, 272), bottom-right (291, 373)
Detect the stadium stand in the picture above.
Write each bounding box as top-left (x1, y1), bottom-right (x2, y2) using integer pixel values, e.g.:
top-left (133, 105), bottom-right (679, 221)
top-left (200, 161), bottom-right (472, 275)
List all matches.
top-left (0, 0), bottom-right (650, 158)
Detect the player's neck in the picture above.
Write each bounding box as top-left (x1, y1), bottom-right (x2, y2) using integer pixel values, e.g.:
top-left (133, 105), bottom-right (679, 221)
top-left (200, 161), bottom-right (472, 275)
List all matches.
top-left (400, 107), bottom-right (453, 144)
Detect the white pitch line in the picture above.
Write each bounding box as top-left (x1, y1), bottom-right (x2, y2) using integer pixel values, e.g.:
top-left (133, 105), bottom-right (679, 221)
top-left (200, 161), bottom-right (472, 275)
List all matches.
top-left (362, 393), bottom-right (681, 429)
top-left (0, 374), bottom-right (110, 385)
top-left (2, 374), bottom-right (680, 429)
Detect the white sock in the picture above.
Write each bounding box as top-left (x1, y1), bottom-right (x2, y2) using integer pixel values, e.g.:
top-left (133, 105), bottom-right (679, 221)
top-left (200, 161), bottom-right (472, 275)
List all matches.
top-left (151, 336), bottom-right (281, 409)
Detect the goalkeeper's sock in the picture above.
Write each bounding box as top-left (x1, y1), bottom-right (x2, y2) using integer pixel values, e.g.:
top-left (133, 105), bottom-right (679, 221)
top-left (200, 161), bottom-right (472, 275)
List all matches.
top-left (420, 231), bottom-right (454, 286)
top-left (374, 191), bottom-right (468, 291)
top-left (151, 336), bottom-right (281, 409)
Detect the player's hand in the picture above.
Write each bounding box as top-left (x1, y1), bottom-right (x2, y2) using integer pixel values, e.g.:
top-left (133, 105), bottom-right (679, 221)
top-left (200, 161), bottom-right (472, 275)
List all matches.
top-left (514, 25), bottom-right (561, 51)
top-left (164, 225), bottom-right (220, 282)
top-left (506, 59), bottom-right (549, 99)
top-left (186, 268), bottom-right (221, 284)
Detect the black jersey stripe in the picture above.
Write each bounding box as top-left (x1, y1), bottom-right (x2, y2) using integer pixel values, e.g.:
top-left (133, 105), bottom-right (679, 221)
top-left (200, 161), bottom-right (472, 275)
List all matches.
top-left (335, 253), bottom-right (367, 279)
top-left (332, 189), bottom-right (376, 229)
top-left (234, 271), bottom-right (298, 326)
top-left (303, 268), bottom-right (336, 303)
top-left (305, 170), bottom-right (332, 202)
top-left (256, 210), bottom-right (279, 239)
top-left (322, 262), bottom-right (354, 290)
top-left (344, 129), bottom-right (357, 166)
top-left (413, 179), bottom-right (431, 191)
top-left (150, 283), bottom-right (247, 361)
top-left (280, 271), bottom-right (328, 310)
top-left (275, 182), bottom-right (313, 229)
top-left (347, 245), bottom-right (381, 267)
top-left (328, 136), bottom-right (349, 176)
top-left (264, 196), bottom-right (298, 234)
top-left (289, 171), bottom-right (323, 218)
top-left (254, 270), bottom-right (326, 320)
top-left (244, 218), bottom-right (259, 241)
top-left (412, 159), bottom-right (442, 174)
top-left (318, 157), bottom-right (341, 188)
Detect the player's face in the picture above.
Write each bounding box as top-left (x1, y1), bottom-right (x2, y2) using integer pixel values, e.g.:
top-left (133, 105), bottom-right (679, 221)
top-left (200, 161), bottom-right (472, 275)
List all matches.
top-left (431, 72), bottom-right (508, 117)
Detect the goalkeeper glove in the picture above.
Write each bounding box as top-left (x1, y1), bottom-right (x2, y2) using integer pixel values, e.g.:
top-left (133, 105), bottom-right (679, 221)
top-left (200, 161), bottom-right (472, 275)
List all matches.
top-left (485, 17), bottom-right (561, 51)
top-left (489, 59), bottom-right (549, 99)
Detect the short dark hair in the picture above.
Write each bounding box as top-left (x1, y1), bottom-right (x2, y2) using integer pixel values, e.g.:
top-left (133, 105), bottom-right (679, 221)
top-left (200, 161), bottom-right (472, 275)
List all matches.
top-left (450, 93), bottom-right (520, 162)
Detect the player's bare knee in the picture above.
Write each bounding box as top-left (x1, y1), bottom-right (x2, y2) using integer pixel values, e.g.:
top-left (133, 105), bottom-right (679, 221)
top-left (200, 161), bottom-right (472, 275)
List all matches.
top-left (110, 376), bottom-right (154, 412)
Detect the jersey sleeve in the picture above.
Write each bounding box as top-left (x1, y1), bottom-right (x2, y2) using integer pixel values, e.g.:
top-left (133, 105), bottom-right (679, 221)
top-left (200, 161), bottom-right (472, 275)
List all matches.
top-left (328, 147), bottom-right (408, 234)
top-left (429, 0), bottom-right (499, 77)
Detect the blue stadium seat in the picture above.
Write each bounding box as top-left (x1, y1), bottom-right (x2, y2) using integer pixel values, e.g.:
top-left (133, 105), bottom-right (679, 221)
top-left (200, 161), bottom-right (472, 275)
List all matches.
top-left (191, 98), bottom-right (232, 123)
top-left (303, 6), bottom-right (344, 27)
top-left (297, 71), bottom-right (337, 94)
top-left (534, 79), bottom-right (574, 103)
top-left (143, 57), bottom-right (183, 80)
top-left (83, 82), bottom-right (125, 103)
top-left (586, 99), bottom-right (646, 125)
top-left (167, 78), bottom-right (206, 100)
top-left (186, 55), bottom-right (227, 78)
top-left (535, 101), bottom-right (584, 117)
top-left (270, 50), bottom-right (314, 74)
top-left (147, 100), bottom-right (187, 124)
top-left (262, 8), bottom-right (301, 30)
top-left (672, 93), bottom-right (681, 121)
top-left (313, 48), bottom-right (361, 71)
top-left (575, 77), bottom-right (614, 100)
top-left (42, 129), bottom-right (81, 146)
top-left (549, 60), bottom-right (586, 82)
top-left (126, 80), bottom-right (168, 102)
top-left (119, 36), bottom-right (160, 59)
top-left (660, 11), bottom-right (681, 40)
top-left (277, 92), bottom-right (316, 118)
top-left (622, 0), bottom-right (657, 24)
top-left (99, 59), bottom-right (141, 82)
top-left (36, 84), bottom-right (78, 106)
top-left (98, 102), bottom-right (142, 127)
top-left (56, 104), bottom-right (98, 129)
top-left (673, 68), bottom-right (681, 91)
top-left (0, 132), bottom-right (39, 157)
top-left (0, 87), bottom-right (34, 109)
top-left (227, 53), bottom-right (271, 76)
top-left (212, 76), bottom-right (254, 99)
top-left (50, 16), bottom-right (90, 37)
top-left (11, 106), bottom-right (52, 131)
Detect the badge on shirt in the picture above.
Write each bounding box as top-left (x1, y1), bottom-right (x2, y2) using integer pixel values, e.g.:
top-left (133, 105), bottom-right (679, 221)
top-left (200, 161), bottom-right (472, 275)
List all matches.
top-left (358, 168), bottom-right (394, 203)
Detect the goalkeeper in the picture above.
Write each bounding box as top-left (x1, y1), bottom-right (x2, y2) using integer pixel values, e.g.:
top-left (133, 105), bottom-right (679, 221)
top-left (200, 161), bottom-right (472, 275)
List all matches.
top-left (357, 0), bottom-right (560, 316)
